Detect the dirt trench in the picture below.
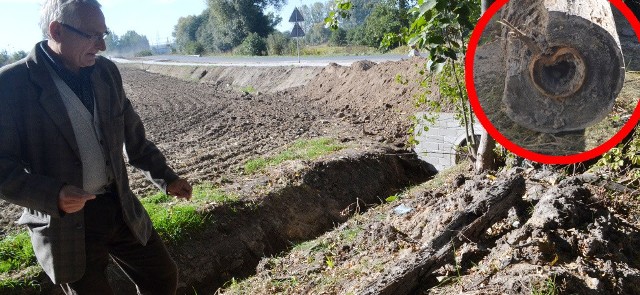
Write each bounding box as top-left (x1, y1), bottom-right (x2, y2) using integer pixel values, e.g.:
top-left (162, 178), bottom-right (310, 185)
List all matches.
top-left (209, 166), bottom-right (640, 295)
top-left (109, 144), bottom-right (434, 294)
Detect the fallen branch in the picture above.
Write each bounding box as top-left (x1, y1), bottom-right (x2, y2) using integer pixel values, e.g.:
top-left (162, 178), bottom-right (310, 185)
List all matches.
top-left (361, 173), bottom-right (526, 295)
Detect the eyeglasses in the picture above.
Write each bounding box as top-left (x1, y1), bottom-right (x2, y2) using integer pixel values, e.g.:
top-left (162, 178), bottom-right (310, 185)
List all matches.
top-left (60, 23), bottom-right (110, 42)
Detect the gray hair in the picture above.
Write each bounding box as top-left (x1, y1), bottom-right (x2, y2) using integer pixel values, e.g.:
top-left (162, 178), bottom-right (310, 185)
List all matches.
top-left (40, 0), bottom-right (102, 38)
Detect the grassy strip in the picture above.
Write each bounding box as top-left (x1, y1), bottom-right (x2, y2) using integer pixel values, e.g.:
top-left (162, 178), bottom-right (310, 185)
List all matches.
top-left (141, 183), bottom-right (238, 244)
top-left (243, 138), bottom-right (345, 174)
top-left (0, 182), bottom-right (235, 292)
top-left (0, 232), bottom-right (36, 274)
top-left (0, 233), bottom-right (40, 294)
top-left (0, 274), bottom-right (42, 294)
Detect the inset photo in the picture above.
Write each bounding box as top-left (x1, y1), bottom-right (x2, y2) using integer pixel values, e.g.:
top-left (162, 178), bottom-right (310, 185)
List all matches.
top-left (469, 0), bottom-right (640, 161)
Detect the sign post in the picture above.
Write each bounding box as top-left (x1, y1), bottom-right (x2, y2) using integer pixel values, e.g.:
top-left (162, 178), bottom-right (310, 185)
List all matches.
top-left (288, 7), bottom-right (305, 63)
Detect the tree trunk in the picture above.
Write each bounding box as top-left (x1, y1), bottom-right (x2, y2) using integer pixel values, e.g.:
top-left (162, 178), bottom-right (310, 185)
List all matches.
top-left (501, 0), bottom-right (625, 133)
top-left (475, 0), bottom-right (498, 172)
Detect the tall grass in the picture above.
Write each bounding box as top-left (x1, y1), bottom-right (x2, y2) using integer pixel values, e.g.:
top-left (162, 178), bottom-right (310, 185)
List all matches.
top-left (141, 182), bottom-right (238, 244)
top-left (243, 138), bottom-right (345, 174)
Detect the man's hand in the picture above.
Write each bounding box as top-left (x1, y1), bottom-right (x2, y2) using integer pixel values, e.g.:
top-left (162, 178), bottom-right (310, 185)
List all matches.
top-left (167, 178), bottom-right (192, 200)
top-left (58, 185), bottom-right (96, 214)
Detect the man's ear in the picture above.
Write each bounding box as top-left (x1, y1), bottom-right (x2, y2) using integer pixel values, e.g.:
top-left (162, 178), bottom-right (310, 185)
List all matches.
top-left (48, 21), bottom-right (62, 41)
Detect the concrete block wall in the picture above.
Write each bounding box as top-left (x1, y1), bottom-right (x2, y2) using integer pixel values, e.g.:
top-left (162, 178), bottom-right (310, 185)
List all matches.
top-left (413, 112), bottom-right (484, 171)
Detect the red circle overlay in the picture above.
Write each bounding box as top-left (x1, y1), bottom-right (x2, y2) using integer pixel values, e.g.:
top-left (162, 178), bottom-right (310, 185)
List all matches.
top-left (466, 0), bottom-right (640, 164)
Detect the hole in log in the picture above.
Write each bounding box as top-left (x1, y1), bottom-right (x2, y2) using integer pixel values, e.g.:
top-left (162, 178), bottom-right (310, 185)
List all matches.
top-left (529, 46), bottom-right (586, 99)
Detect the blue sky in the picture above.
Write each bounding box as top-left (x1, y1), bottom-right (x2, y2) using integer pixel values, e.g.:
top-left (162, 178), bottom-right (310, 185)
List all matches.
top-left (0, 0), bottom-right (318, 52)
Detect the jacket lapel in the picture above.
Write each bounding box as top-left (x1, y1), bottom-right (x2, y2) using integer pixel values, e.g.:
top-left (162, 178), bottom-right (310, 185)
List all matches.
top-left (26, 49), bottom-right (81, 158)
top-left (91, 67), bottom-right (111, 130)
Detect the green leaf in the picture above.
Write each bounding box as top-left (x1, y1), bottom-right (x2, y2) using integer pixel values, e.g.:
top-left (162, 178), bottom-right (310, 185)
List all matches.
top-left (337, 1), bottom-right (352, 11)
top-left (419, 0), bottom-right (437, 15)
top-left (444, 48), bottom-right (458, 60)
top-left (407, 36), bottom-right (422, 47)
top-left (427, 35), bottom-right (445, 45)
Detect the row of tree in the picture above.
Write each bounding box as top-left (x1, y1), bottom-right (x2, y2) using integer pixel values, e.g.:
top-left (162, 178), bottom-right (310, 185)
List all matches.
top-left (1, 31), bottom-right (152, 65)
top-left (298, 0), bottom-right (415, 48)
top-left (104, 30), bottom-right (151, 57)
top-left (172, 0), bottom-right (418, 56)
top-left (173, 0), bottom-right (284, 55)
top-left (0, 50), bottom-right (28, 67)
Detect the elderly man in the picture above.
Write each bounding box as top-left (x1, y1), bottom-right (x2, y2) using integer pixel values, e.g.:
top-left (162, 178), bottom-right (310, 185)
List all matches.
top-left (0, 0), bottom-right (192, 294)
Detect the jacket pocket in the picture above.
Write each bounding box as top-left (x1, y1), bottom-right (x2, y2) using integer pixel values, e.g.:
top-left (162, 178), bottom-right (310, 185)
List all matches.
top-left (17, 208), bottom-right (51, 228)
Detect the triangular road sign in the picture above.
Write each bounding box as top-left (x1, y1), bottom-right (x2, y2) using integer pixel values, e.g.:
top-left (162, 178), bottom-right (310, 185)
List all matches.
top-left (290, 23), bottom-right (305, 37)
top-left (289, 7), bottom-right (304, 23)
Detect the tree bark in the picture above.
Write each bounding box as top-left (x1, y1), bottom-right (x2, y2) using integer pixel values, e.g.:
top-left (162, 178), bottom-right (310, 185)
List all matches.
top-left (501, 0), bottom-right (625, 133)
top-left (475, 0), bottom-right (498, 172)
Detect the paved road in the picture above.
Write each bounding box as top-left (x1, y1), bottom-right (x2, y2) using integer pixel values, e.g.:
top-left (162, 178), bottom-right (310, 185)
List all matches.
top-left (111, 54), bottom-right (408, 67)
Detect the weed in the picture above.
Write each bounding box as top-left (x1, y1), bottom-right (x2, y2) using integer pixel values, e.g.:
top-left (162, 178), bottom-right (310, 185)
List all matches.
top-left (191, 183), bottom-right (238, 204)
top-left (0, 277), bottom-right (41, 294)
top-left (325, 255), bottom-right (335, 269)
top-left (240, 85), bottom-right (256, 94)
top-left (0, 232), bottom-right (36, 274)
top-left (143, 201), bottom-right (205, 243)
top-left (531, 275), bottom-right (559, 295)
top-left (385, 195), bottom-right (399, 202)
top-left (339, 226), bottom-right (362, 242)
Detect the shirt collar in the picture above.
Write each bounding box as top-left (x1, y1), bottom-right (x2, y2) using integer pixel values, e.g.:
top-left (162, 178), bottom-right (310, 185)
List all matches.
top-left (38, 41), bottom-right (95, 81)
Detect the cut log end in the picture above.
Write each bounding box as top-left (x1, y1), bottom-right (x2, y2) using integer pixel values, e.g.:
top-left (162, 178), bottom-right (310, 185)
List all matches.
top-left (502, 7), bottom-right (625, 133)
top-left (529, 46), bottom-right (586, 99)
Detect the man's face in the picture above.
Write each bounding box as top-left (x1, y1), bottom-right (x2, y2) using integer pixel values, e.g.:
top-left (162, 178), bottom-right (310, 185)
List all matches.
top-left (57, 4), bottom-right (107, 72)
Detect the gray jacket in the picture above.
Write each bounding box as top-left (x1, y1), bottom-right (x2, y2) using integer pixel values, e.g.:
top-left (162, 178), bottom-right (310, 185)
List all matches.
top-left (0, 44), bottom-right (178, 284)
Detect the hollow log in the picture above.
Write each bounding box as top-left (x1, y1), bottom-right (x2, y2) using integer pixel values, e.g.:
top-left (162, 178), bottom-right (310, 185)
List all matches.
top-left (501, 0), bottom-right (625, 133)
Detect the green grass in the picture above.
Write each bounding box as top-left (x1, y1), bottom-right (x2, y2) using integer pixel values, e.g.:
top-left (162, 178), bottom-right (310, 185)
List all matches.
top-left (0, 276), bottom-right (42, 294)
top-left (142, 201), bottom-right (204, 244)
top-left (0, 232), bottom-right (40, 294)
top-left (0, 232), bottom-right (36, 274)
top-left (299, 45), bottom-right (381, 56)
top-left (243, 138), bottom-right (345, 174)
top-left (142, 182), bottom-right (238, 244)
top-left (296, 44), bottom-right (411, 56)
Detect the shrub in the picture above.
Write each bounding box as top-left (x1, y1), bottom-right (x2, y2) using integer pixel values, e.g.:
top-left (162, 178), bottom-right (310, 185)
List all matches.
top-left (134, 50), bottom-right (153, 57)
top-left (266, 31), bottom-right (292, 56)
top-left (184, 41), bottom-right (205, 56)
top-left (329, 28), bottom-right (348, 46)
top-left (234, 33), bottom-right (267, 56)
